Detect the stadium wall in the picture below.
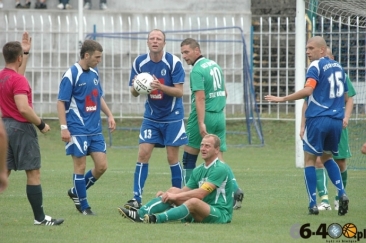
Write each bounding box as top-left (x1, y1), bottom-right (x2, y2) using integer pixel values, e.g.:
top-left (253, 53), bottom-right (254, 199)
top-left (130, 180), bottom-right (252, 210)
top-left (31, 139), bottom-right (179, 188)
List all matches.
top-left (0, 2), bottom-right (252, 118)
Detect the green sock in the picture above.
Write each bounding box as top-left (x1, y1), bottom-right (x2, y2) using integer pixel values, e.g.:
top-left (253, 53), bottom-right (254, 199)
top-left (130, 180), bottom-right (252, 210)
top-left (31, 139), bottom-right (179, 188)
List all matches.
top-left (335, 170), bottom-right (348, 201)
top-left (138, 196), bottom-right (171, 217)
top-left (315, 168), bottom-right (329, 203)
top-left (156, 204), bottom-right (190, 223)
top-left (183, 169), bottom-right (193, 185)
top-left (341, 170), bottom-right (347, 189)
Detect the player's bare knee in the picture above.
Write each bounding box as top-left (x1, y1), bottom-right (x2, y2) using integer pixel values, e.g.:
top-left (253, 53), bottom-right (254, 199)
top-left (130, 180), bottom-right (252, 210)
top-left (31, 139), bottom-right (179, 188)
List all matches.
top-left (95, 163), bottom-right (107, 174)
top-left (137, 150), bottom-right (152, 162)
top-left (184, 198), bottom-right (201, 208)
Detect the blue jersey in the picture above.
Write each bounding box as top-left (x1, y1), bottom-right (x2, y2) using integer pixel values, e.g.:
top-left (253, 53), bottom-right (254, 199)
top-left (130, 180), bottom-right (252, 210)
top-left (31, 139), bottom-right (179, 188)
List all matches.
top-left (129, 52), bottom-right (185, 122)
top-left (58, 63), bottom-right (104, 135)
top-left (305, 57), bottom-right (348, 120)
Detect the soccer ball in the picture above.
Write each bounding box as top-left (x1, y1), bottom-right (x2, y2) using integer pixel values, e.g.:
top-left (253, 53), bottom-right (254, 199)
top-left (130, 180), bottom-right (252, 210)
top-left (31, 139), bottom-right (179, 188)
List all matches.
top-left (133, 72), bottom-right (154, 94)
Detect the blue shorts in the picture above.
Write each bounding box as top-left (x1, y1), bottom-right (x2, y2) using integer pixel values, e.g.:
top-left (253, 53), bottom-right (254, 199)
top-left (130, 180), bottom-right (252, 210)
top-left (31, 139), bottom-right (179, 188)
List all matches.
top-left (139, 119), bottom-right (188, 147)
top-left (302, 116), bottom-right (342, 156)
top-left (65, 134), bottom-right (106, 157)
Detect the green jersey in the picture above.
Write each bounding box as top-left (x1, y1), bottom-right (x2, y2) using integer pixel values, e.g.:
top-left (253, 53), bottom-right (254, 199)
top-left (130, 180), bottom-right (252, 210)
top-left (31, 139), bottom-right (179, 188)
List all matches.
top-left (190, 57), bottom-right (226, 112)
top-left (186, 159), bottom-right (234, 221)
top-left (334, 75), bottom-right (356, 159)
top-left (346, 74), bottom-right (356, 97)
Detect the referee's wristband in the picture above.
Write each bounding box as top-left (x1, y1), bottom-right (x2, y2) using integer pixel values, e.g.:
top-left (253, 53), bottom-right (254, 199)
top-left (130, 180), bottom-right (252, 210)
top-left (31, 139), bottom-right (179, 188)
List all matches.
top-left (36, 119), bottom-right (46, 131)
top-left (60, 125), bottom-right (68, 130)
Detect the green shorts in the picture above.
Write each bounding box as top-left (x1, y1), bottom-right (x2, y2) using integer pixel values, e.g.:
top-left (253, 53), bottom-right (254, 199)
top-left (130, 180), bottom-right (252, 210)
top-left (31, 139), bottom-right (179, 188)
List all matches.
top-left (186, 111), bottom-right (227, 152)
top-left (333, 127), bottom-right (351, 160)
top-left (183, 206), bottom-right (232, 224)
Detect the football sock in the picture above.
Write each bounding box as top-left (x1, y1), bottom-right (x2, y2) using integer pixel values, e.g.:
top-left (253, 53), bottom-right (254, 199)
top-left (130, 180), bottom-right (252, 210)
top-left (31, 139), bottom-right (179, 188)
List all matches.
top-left (71, 170), bottom-right (98, 194)
top-left (182, 152), bottom-right (198, 184)
top-left (323, 159), bottom-right (345, 198)
top-left (183, 169), bottom-right (193, 185)
top-left (138, 196), bottom-right (171, 217)
top-left (26, 184), bottom-right (45, 222)
top-left (315, 168), bottom-right (329, 203)
top-left (341, 169), bottom-right (347, 188)
top-left (304, 166), bottom-right (317, 208)
top-left (133, 162), bottom-right (148, 203)
top-left (85, 170), bottom-right (98, 190)
top-left (74, 173), bottom-right (89, 211)
top-left (156, 204), bottom-right (190, 223)
top-left (335, 169), bottom-right (348, 201)
top-left (170, 162), bottom-right (183, 188)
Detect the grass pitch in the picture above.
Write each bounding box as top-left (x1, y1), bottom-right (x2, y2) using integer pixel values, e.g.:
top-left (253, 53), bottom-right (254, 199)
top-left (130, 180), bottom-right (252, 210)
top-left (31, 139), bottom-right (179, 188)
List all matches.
top-left (0, 120), bottom-right (365, 243)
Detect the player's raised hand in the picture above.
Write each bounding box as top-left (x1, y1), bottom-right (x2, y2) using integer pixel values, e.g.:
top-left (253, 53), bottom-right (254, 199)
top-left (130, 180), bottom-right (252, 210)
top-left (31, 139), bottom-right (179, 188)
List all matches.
top-left (21, 31), bottom-right (32, 53)
top-left (264, 95), bottom-right (285, 103)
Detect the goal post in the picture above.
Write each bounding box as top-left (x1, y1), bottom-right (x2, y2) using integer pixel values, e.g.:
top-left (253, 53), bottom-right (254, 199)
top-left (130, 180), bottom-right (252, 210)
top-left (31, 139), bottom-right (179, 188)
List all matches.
top-left (87, 27), bottom-right (264, 148)
top-left (295, 0), bottom-right (306, 168)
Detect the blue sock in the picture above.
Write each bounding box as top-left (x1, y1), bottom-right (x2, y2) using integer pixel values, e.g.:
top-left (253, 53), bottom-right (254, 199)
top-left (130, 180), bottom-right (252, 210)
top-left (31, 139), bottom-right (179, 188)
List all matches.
top-left (323, 159), bottom-right (345, 198)
top-left (182, 152), bottom-right (197, 169)
top-left (304, 166), bottom-right (317, 208)
top-left (182, 152), bottom-right (198, 184)
top-left (73, 174), bottom-right (89, 211)
top-left (85, 170), bottom-right (98, 190)
top-left (71, 170), bottom-right (98, 194)
top-left (133, 162), bottom-right (148, 203)
top-left (170, 162), bottom-right (183, 188)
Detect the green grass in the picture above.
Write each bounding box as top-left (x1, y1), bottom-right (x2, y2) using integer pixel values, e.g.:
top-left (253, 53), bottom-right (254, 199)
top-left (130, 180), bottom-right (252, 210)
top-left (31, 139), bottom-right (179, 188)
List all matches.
top-left (1, 120), bottom-right (365, 243)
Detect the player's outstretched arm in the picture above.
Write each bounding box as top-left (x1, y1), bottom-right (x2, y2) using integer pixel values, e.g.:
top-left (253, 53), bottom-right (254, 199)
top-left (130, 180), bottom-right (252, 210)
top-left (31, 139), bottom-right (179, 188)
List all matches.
top-left (265, 86), bottom-right (313, 102)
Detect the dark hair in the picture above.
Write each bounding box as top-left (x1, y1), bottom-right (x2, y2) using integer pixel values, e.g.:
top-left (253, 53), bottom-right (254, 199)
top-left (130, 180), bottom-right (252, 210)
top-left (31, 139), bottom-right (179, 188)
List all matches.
top-left (2, 41), bottom-right (22, 63)
top-left (147, 29), bottom-right (166, 42)
top-left (180, 38), bottom-right (201, 50)
top-left (80, 39), bottom-right (103, 59)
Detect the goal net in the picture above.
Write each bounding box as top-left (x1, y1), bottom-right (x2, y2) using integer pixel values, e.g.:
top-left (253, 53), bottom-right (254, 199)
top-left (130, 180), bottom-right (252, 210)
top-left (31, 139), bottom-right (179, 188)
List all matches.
top-left (87, 27), bottom-right (264, 148)
top-left (304, 0), bottom-right (366, 170)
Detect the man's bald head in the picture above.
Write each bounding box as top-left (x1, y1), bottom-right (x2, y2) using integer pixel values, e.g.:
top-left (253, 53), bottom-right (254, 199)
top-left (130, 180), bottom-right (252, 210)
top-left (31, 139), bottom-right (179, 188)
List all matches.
top-left (306, 36), bottom-right (328, 61)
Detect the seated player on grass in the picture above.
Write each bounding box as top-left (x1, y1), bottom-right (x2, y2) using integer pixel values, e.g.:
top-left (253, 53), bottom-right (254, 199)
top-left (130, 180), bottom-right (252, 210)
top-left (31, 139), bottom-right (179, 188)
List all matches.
top-left (118, 134), bottom-right (234, 224)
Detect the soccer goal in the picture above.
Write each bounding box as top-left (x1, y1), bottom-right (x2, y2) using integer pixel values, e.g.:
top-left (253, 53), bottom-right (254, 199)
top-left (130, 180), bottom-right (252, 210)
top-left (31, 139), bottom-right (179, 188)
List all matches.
top-left (86, 26), bottom-right (264, 148)
top-left (297, 0), bottom-right (366, 169)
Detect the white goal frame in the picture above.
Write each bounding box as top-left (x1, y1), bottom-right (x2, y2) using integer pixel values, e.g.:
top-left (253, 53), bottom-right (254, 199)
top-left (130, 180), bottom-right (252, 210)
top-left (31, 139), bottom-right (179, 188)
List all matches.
top-left (295, 0), bottom-right (306, 168)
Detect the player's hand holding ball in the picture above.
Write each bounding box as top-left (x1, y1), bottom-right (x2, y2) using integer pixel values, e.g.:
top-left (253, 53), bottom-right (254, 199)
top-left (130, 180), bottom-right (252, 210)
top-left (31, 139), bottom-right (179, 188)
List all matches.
top-left (133, 72), bottom-right (154, 95)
